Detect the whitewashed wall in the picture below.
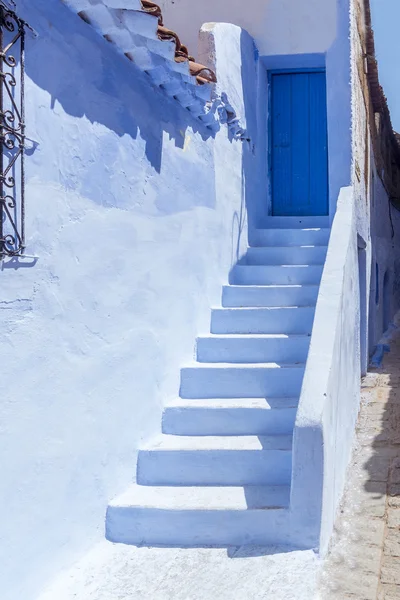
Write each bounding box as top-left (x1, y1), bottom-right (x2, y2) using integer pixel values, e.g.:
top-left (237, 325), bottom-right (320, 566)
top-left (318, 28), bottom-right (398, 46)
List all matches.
top-left (159, 0), bottom-right (337, 58)
top-left (0, 3), bottom-right (258, 599)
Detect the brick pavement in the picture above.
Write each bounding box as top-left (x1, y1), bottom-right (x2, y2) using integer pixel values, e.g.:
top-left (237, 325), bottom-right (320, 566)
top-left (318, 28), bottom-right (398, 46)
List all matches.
top-left (319, 328), bottom-right (400, 600)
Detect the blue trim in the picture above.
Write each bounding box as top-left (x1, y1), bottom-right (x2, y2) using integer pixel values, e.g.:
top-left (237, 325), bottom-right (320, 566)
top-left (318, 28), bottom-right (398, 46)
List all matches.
top-left (267, 68), bottom-right (328, 216)
top-left (267, 71), bottom-right (273, 211)
top-left (269, 68), bottom-right (325, 75)
top-left (261, 53), bottom-right (326, 71)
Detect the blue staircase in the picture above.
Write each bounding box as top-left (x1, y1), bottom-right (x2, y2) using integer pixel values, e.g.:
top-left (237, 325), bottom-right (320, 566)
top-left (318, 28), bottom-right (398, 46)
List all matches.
top-left (107, 221), bottom-right (330, 547)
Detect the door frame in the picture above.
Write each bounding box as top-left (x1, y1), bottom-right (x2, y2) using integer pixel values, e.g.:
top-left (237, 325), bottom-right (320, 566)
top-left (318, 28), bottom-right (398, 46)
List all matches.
top-left (267, 67), bottom-right (328, 217)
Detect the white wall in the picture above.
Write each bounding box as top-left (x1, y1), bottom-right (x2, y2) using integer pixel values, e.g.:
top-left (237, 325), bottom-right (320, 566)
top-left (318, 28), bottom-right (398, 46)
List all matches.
top-left (159, 0), bottom-right (337, 58)
top-left (0, 3), bottom-right (258, 599)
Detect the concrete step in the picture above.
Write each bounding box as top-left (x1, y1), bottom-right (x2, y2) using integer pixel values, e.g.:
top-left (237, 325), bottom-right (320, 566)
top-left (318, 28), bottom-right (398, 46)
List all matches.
top-left (196, 334), bottom-right (310, 363)
top-left (180, 362), bottom-right (305, 398)
top-left (222, 284), bottom-right (319, 308)
top-left (162, 398), bottom-right (298, 436)
top-left (249, 228), bottom-right (330, 247)
top-left (137, 434), bottom-right (293, 486)
top-left (211, 307), bottom-right (315, 335)
top-left (106, 484), bottom-right (291, 546)
top-left (245, 246), bottom-right (327, 266)
top-left (231, 265), bottom-right (323, 285)
top-left (262, 216), bottom-right (330, 229)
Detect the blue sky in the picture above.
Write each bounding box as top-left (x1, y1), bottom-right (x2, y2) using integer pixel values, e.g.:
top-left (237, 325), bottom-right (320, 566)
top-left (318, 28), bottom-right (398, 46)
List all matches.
top-left (370, 0), bottom-right (400, 130)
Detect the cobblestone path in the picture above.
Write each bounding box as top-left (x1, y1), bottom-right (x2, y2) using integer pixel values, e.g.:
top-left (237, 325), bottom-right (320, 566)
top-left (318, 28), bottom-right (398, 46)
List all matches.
top-left (319, 326), bottom-right (400, 600)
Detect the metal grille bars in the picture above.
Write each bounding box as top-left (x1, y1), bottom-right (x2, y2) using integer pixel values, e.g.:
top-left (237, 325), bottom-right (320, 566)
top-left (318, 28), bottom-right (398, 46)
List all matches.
top-left (0, 1), bottom-right (25, 258)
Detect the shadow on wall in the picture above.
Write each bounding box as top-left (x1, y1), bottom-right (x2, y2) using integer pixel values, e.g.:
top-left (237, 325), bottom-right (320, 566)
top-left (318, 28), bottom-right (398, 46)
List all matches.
top-left (225, 28), bottom-right (261, 266)
top-left (224, 27), bottom-right (260, 270)
top-left (383, 270), bottom-right (391, 333)
top-left (241, 30), bottom-right (262, 230)
top-left (226, 30), bottom-right (256, 265)
top-left (1, 256), bottom-right (38, 270)
top-left (20, 0), bottom-right (217, 206)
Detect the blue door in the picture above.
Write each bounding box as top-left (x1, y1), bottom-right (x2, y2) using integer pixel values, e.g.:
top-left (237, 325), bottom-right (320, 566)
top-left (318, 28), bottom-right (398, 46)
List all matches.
top-left (270, 70), bottom-right (328, 216)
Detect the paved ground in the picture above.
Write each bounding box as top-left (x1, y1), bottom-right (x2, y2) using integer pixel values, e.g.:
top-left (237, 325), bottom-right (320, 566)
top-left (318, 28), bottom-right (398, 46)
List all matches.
top-left (319, 325), bottom-right (400, 600)
top-left (38, 542), bottom-right (318, 600)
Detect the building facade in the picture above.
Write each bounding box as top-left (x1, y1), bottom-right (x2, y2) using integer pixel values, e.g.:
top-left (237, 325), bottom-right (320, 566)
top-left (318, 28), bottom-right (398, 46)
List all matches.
top-left (0, 0), bottom-right (399, 598)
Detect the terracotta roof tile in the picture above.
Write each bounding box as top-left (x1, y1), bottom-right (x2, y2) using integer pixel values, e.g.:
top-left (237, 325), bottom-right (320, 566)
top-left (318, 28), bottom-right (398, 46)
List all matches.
top-left (141, 0), bottom-right (163, 25)
top-left (188, 62), bottom-right (217, 85)
top-left (141, 1), bottom-right (216, 85)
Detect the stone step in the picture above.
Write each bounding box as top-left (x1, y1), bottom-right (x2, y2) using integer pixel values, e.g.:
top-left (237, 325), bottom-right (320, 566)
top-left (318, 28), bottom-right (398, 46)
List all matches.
top-left (106, 484), bottom-right (291, 546)
top-left (162, 398), bottom-right (298, 436)
top-left (262, 216), bottom-right (330, 229)
top-left (231, 265), bottom-right (323, 285)
top-left (245, 246), bottom-right (327, 266)
top-left (211, 307), bottom-right (315, 335)
top-left (222, 284), bottom-right (319, 307)
top-left (196, 334), bottom-right (310, 363)
top-left (222, 284), bottom-right (319, 308)
top-left (180, 362), bottom-right (305, 398)
top-left (137, 434), bottom-right (293, 486)
top-left (249, 228), bottom-right (330, 247)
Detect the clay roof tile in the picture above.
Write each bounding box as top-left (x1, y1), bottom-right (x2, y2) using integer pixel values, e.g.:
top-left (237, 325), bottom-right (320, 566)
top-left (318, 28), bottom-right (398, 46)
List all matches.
top-left (140, 1), bottom-right (216, 85)
top-left (141, 0), bottom-right (163, 25)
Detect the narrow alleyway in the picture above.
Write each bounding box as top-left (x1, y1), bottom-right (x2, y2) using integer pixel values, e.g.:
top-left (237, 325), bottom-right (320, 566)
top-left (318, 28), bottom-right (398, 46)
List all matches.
top-left (319, 319), bottom-right (400, 599)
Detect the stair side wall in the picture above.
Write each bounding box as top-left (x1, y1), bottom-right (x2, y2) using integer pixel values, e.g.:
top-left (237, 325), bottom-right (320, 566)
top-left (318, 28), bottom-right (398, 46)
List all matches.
top-left (290, 186), bottom-right (360, 553)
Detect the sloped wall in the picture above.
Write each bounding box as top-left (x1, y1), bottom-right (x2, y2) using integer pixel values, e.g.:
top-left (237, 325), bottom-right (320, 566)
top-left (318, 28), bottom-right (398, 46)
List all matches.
top-left (0, 2), bottom-right (258, 598)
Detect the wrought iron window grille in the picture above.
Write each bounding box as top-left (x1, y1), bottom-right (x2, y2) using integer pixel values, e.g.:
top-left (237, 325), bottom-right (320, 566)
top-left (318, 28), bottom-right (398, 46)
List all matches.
top-left (0, 0), bottom-right (28, 258)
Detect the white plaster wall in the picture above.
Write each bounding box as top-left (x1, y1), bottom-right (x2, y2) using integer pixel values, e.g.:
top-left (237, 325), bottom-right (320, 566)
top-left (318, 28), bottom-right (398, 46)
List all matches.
top-left (159, 0), bottom-right (337, 58)
top-left (321, 214), bottom-right (360, 553)
top-left (0, 3), bottom-right (257, 599)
